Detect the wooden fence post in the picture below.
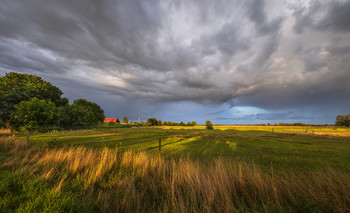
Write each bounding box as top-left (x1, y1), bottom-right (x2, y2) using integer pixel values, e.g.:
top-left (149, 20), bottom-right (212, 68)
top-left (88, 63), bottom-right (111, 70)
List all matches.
top-left (159, 138), bottom-right (161, 160)
top-left (26, 132), bottom-right (30, 145)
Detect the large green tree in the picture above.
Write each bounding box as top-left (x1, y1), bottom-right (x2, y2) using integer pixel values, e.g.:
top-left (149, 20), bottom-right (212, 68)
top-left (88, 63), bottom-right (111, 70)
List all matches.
top-left (70, 99), bottom-right (105, 127)
top-left (0, 72), bottom-right (66, 126)
top-left (66, 104), bottom-right (93, 128)
top-left (9, 97), bottom-right (58, 132)
top-left (55, 99), bottom-right (105, 129)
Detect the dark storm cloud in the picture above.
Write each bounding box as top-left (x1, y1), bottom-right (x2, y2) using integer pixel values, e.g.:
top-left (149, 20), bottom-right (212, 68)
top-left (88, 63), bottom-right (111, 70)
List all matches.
top-left (292, 1), bottom-right (321, 35)
top-left (211, 21), bottom-right (250, 56)
top-left (326, 42), bottom-right (350, 56)
top-left (0, 38), bottom-right (69, 74)
top-left (252, 35), bottom-right (281, 68)
top-left (293, 0), bottom-right (350, 33)
top-left (0, 0), bottom-right (350, 123)
top-left (318, 0), bottom-right (350, 32)
top-left (247, 0), bottom-right (284, 36)
top-left (298, 46), bottom-right (327, 72)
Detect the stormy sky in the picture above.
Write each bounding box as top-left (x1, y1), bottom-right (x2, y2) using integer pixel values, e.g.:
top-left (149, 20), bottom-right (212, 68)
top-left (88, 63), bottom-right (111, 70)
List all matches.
top-left (1, 0), bottom-right (350, 124)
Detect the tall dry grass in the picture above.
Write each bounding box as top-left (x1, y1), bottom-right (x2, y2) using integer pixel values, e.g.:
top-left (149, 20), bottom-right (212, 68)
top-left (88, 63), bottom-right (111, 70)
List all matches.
top-left (0, 135), bottom-right (28, 153)
top-left (3, 144), bottom-right (350, 212)
top-left (0, 128), bottom-right (12, 134)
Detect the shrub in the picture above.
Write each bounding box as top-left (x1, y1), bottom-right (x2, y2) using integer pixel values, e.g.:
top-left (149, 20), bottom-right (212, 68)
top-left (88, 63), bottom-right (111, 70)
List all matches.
top-left (206, 120), bottom-right (214, 130)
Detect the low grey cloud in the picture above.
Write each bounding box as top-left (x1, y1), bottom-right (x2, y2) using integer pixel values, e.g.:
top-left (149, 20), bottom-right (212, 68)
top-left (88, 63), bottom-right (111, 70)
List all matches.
top-left (0, 0), bottom-right (350, 123)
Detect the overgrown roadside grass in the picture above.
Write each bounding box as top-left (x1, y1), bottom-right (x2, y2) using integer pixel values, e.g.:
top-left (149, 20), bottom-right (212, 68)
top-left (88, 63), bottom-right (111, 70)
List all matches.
top-left (1, 136), bottom-right (350, 212)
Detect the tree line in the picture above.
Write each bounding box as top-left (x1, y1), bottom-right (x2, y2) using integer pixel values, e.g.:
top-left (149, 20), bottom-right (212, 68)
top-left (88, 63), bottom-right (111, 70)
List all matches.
top-left (146, 118), bottom-right (197, 126)
top-left (0, 72), bottom-right (105, 132)
top-left (104, 118), bottom-right (214, 130)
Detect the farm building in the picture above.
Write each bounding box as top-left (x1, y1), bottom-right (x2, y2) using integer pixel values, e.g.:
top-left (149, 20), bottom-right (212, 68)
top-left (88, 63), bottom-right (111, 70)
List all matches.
top-left (104, 118), bottom-right (119, 123)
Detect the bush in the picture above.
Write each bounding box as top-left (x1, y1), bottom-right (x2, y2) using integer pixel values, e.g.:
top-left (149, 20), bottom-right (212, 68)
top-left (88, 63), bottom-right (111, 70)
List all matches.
top-left (147, 118), bottom-right (158, 126)
top-left (45, 138), bottom-right (61, 149)
top-left (122, 117), bottom-right (128, 123)
top-left (205, 120), bottom-right (214, 130)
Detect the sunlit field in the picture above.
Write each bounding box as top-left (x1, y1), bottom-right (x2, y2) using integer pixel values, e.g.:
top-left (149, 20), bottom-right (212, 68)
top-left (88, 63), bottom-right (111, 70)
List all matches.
top-left (162, 125), bottom-right (350, 137)
top-left (9, 126), bottom-right (350, 170)
top-left (1, 126), bottom-right (350, 212)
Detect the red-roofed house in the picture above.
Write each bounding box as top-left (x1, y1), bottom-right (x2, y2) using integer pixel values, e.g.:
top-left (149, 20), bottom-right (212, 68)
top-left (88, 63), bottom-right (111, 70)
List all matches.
top-left (104, 118), bottom-right (119, 123)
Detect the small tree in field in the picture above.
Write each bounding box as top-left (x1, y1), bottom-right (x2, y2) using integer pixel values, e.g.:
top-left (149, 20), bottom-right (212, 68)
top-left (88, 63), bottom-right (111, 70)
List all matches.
top-left (206, 120), bottom-right (214, 130)
top-left (122, 116), bottom-right (128, 123)
top-left (336, 115), bottom-right (350, 127)
top-left (147, 118), bottom-right (158, 126)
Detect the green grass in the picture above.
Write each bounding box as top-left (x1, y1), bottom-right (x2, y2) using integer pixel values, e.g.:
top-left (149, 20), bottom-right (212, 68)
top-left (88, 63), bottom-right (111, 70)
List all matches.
top-left (1, 126), bottom-right (350, 212)
top-left (0, 171), bottom-right (98, 212)
top-left (16, 127), bottom-right (350, 171)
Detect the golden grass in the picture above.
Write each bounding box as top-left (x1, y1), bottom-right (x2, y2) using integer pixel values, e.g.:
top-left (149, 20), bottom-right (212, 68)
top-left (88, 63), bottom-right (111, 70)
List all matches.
top-left (0, 128), bottom-right (12, 134)
top-left (0, 135), bottom-right (28, 153)
top-left (3, 144), bottom-right (350, 212)
top-left (17, 146), bottom-right (119, 185)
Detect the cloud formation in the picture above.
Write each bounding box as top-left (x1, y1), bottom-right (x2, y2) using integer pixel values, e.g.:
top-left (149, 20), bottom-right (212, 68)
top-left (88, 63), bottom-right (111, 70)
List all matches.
top-left (0, 0), bottom-right (350, 123)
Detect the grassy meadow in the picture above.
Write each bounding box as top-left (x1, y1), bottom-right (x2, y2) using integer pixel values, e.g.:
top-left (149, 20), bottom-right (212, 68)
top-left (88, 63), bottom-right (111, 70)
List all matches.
top-left (1, 126), bottom-right (350, 212)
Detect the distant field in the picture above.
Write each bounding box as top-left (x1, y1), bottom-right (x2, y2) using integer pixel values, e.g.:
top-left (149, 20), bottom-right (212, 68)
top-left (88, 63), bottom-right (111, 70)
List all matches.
top-left (1, 126), bottom-right (350, 212)
top-left (163, 125), bottom-right (350, 137)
